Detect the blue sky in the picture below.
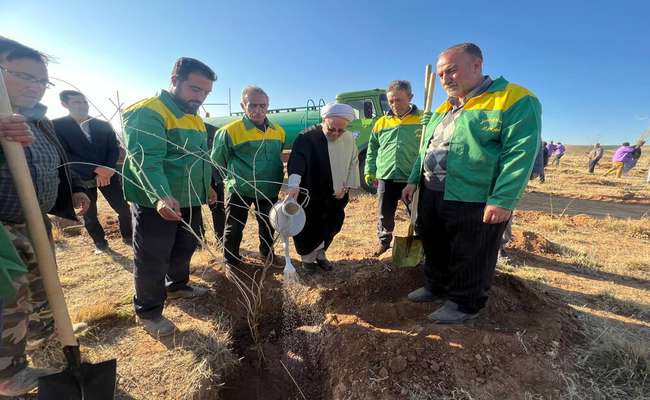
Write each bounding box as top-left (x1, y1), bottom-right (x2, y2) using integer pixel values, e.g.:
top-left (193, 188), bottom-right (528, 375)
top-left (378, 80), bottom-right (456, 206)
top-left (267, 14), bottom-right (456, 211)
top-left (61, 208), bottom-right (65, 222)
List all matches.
top-left (1, 0), bottom-right (648, 144)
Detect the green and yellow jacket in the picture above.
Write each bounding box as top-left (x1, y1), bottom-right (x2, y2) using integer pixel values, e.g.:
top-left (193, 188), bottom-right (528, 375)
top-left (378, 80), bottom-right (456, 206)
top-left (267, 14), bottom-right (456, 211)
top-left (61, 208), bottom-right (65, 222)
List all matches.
top-left (365, 106), bottom-right (422, 181)
top-left (408, 77), bottom-right (542, 210)
top-left (122, 90), bottom-right (211, 208)
top-left (211, 116), bottom-right (285, 199)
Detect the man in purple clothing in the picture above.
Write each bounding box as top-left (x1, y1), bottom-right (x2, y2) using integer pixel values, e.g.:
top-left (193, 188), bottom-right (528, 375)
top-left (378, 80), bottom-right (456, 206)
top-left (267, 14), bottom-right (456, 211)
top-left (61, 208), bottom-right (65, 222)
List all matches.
top-left (545, 141), bottom-right (556, 166)
top-left (604, 142), bottom-right (635, 178)
top-left (551, 142), bottom-right (565, 166)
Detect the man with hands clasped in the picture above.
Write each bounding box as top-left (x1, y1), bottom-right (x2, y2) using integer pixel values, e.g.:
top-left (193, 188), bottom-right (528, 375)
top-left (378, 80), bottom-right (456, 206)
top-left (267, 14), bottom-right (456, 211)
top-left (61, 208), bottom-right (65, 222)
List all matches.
top-left (402, 43), bottom-right (542, 324)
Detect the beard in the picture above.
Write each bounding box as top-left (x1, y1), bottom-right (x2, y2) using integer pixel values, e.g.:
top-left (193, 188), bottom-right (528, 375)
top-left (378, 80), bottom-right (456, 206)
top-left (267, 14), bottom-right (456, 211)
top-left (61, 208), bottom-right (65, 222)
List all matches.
top-left (184, 101), bottom-right (201, 114)
top-left (171, 93), bottom-right (201, 114)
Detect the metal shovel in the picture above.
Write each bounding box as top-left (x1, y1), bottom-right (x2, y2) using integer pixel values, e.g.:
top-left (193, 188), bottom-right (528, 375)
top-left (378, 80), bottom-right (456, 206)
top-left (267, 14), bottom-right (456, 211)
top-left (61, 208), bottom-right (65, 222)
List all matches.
top-left (0, 70), bottom-right (117, 399)
top-left (392, 65), bottom-right (436, 268)
top-left (392, 222), bottom-right (424, 268)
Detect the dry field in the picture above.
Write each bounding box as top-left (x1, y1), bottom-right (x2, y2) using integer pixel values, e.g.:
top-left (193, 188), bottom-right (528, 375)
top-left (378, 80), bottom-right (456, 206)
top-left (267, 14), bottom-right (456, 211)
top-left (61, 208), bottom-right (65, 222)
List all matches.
top-left (19, 177), bottom-right (649, 399)
top-left (528, 145), bottom-right (650, 205)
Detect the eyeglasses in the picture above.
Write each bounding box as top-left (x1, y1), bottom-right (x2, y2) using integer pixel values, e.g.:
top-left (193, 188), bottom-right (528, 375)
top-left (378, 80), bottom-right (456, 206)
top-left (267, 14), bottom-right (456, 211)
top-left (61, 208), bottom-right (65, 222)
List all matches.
top-left (0, 65), bottom-right (55, 88)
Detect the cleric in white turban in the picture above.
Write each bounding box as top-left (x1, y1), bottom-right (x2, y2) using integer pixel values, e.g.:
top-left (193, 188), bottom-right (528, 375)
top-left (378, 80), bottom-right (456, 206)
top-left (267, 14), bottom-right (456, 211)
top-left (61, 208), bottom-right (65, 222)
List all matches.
top-left (286, 103), bottom-right (361, 272)
top-left (320, 102), bottom-right (357, 122)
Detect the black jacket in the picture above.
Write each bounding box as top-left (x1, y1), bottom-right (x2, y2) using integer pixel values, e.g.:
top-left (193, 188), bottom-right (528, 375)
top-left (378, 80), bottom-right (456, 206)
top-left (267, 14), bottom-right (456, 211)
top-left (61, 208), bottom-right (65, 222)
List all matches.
top-left (41, 118), bottom-right (87, 220)
top-left (52, 116), bottom-right (121, 180)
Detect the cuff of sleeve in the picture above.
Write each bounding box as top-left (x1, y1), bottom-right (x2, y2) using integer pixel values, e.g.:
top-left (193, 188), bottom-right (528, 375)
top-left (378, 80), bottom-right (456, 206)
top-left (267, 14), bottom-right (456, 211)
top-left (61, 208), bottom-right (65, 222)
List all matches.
top-left (288, 174), bottom-right (302, 187)
top-left (486, 197), bottom-right (518, 211)
top-left (407, 173), bottom-right (420, 185)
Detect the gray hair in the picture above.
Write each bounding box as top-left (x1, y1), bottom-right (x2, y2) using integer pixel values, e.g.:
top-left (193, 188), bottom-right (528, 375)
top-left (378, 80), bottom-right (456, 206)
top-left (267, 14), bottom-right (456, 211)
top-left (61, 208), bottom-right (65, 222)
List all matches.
top-left (241, 85), bottom-right (269, 103)
top-left (387, 80), bottom-right (413, 96)
top-left (440, 42), bottom-right (483, 61)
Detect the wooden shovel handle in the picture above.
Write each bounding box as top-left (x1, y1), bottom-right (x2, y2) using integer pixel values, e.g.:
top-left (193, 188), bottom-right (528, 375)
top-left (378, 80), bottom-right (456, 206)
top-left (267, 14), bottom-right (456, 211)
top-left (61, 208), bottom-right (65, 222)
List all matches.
top-left (423, 64), bottom-right (432, 107)
top-left (408, 70), bottom-right (437, 229)
top-left (424, 71), bottom-right (436, 113)
top-left (0, 70), bottom-right (78, 347)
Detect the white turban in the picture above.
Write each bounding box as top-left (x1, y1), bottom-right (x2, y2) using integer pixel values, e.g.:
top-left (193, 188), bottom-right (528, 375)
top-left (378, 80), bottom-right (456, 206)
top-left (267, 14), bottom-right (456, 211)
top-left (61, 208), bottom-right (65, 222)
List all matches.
top-left (320, 103), bottom-right (356, 122)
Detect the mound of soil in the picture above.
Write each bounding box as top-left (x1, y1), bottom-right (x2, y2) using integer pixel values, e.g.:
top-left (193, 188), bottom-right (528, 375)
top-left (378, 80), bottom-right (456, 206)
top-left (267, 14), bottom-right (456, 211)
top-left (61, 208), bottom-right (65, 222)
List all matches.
top-left (509, 230), bottom-right (560, 255)
top-left (216, 261), bottom-right (582, 399)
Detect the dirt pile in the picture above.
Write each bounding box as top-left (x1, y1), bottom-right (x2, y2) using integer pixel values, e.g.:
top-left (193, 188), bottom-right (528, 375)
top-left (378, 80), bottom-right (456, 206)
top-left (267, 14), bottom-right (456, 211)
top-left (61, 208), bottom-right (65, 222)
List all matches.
top-left (217, 262), bottom-right (582, 399)
top-left (509, 230), bottom-right (559, 255)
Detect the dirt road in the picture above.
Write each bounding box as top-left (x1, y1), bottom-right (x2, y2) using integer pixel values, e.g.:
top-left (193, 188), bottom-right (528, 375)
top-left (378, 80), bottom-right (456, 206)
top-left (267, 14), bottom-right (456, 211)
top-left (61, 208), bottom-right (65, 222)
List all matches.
top-left (519, 191), bottom-right (650, 219)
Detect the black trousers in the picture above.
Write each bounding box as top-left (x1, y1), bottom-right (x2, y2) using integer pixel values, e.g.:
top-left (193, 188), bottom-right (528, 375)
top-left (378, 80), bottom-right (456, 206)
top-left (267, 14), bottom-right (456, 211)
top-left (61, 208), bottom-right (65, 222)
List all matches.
top-left (417, 188), bottom-right (507, 314)
top-left (209, 181), bottom-right (225, 242)
top-left (223, 192), bottom-right (276, 264)
top-left (376, 180), bottom-right (408, 246)
top-left (588, 158), bottom-right (600, 173)
top-left (132, 204), bottom-right (203, 319)
top-left (83, 174), bottom-right (132, 246)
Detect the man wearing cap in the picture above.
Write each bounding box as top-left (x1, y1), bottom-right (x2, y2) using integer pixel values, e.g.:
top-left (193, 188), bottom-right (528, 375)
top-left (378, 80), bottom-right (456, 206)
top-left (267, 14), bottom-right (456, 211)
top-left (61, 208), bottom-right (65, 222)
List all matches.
top-left (211, 86), bottom-right (286, 269)
top-left (286, 103), bottom-right (360, 272)
top-left (122, 57), bottom-right (217, 338)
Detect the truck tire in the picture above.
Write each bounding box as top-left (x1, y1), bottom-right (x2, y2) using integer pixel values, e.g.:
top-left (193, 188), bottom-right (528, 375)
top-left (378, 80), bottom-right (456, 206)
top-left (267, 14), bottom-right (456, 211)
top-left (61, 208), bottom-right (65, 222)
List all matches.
top-left (358, 150), bottom-right (376, 194)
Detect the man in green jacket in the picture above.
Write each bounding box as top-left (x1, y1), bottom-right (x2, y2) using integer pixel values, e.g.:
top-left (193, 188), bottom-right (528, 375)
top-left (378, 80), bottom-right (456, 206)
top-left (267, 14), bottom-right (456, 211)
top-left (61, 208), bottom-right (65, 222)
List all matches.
top-left (402, 43), bottom-right (541, 323)
top-left (211, 86), bottom-right (285, 268)
top-left (122, 57), bottom-right (216, 338)
top-left (364, 80), bottom-right (422, 256)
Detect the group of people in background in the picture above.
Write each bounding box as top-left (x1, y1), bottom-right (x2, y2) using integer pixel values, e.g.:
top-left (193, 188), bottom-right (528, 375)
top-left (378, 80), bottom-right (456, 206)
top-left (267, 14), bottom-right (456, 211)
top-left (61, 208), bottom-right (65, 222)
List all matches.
top-left (545, 140), bottom-right (566, 167)
top-left (541, 139), bottom-right (648, 181)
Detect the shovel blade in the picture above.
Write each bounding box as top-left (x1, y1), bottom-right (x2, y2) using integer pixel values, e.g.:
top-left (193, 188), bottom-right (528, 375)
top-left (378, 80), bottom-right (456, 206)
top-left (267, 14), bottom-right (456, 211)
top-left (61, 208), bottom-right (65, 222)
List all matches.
top-left (38, 359), bottom-right (116, 400)
top-left (392, 236), bottom-right (423, 268)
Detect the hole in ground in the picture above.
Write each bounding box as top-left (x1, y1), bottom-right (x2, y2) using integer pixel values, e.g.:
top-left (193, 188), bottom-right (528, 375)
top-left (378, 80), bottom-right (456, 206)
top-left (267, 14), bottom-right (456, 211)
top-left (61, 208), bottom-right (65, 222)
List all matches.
top-left (219, 263), bottom-right (583, 399)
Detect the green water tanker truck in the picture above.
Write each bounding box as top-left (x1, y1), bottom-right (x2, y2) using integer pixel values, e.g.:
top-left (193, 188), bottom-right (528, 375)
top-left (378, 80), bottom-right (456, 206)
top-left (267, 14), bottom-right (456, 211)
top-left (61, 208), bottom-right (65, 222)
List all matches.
top-left (205, 89), bottom-right (390, 193)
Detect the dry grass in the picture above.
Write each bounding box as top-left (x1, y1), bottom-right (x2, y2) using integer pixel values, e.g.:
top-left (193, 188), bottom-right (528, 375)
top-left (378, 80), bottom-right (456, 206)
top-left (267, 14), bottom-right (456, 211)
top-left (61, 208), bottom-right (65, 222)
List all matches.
top-left (51, 199), bottom-right (237, 400)
top-left (560, 315), bottom-right (649, 400)
top-left (45, 172), bottom-right (649, 398)
top-left (528, 145), bottom-right (650, 205)
top-left (503, 209), bottom-right (649, 399)
top-left (73, 299), bottom-right (132, 325)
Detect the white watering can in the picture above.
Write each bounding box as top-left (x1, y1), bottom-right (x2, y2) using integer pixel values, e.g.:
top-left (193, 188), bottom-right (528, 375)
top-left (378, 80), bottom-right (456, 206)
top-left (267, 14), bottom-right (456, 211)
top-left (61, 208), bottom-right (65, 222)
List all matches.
top-left (269, 197), bottom-right (306, 282)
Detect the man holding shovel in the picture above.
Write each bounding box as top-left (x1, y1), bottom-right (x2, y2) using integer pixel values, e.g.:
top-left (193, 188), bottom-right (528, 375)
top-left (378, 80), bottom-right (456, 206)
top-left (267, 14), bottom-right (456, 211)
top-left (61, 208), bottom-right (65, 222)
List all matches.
top-left (364, 80), bottom-right (423, 257)
top-left (0, 40), bottom-right (90, 396)
top-left (402, 43), bottom-right (541, 323)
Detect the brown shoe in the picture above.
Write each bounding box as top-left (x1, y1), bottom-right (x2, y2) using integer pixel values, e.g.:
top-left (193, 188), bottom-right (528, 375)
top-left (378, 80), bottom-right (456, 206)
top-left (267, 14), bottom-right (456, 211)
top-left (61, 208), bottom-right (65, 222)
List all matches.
top-left (372, 242), bottom-right (390, 257)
